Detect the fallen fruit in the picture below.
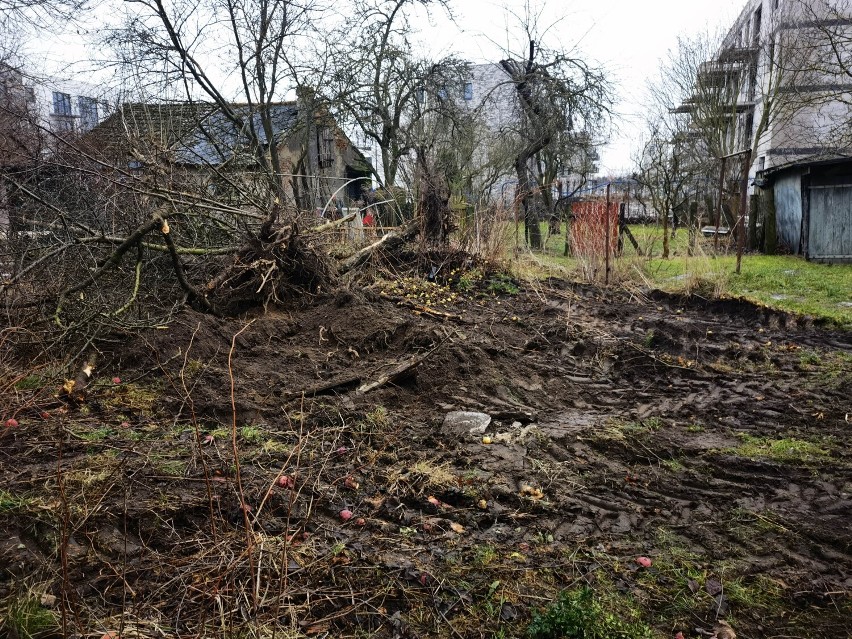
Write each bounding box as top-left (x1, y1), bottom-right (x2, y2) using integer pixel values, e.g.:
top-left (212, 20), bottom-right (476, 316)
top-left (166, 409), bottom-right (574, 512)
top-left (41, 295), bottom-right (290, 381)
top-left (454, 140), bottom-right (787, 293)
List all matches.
top-left (277, 475), bottom-right (295, 489)
top-left (112, 377), bottom-right (121, 384)
top-left (520, 484), bottom-right (544, 499)
top-left (344, 476), bottom-right (360, 490)
top-left (675, 632), bottom-right (685, 639)
top-left (120, 421), bottom-right (131, 429)
top-left (477, 499), bottom-right (488, 509)
top-left (40, 412), bottom-right (50, 419)
top-left (481, 436), bottom-right (492, 445)
top-left (636, 556), bottom-right (653, 568)
top-left (336, 446), bottom-right (348, 455)
top-left (427, 495), bottom-right (442, 507)
top-left (449, 521), bottom-right (464, 533)
top-left (339, 509), bottom-right (353, 521)
top-left (354, 517), bottom-right (366, 526)
top-left (4, 418), bottom-right (19, 428)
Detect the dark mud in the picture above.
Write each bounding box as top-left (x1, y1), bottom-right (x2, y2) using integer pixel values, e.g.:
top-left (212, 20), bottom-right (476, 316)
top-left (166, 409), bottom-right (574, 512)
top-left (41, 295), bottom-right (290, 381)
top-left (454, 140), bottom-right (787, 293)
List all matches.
top-left (1, 280), bottom-right (850, 638)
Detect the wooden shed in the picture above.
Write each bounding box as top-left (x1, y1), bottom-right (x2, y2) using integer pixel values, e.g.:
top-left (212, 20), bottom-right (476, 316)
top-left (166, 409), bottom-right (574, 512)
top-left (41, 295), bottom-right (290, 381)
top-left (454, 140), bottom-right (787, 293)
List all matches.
top-left (768, 160), bottom-right (852, 263)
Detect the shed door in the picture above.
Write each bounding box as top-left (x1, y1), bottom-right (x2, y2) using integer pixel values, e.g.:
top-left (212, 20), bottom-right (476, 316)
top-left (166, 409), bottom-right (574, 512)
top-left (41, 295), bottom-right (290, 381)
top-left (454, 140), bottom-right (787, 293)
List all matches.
top-left (807, 184), bottom-right (852, 262)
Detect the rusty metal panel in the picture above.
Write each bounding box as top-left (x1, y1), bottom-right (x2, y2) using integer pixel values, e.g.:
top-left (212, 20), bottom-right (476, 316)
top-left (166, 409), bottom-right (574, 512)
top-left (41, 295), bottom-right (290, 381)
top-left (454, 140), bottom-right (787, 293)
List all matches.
top-left (808, 184), bottom-right (852, 262)
top-left (774, 171), bottom-right (802, 253)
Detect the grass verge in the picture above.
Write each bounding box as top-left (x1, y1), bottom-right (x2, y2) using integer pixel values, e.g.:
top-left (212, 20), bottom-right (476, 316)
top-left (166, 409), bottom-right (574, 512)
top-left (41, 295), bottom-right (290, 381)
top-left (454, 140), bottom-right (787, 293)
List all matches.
top-left (506, 222), bottom-right (852, 327)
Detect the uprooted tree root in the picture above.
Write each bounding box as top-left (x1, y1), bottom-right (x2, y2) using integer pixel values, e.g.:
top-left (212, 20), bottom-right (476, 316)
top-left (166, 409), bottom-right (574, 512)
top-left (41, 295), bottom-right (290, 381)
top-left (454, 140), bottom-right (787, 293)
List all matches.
top-left (0, 212), bottom-right (431, 361)
top-left (204, 223), bottom-right (338, 315)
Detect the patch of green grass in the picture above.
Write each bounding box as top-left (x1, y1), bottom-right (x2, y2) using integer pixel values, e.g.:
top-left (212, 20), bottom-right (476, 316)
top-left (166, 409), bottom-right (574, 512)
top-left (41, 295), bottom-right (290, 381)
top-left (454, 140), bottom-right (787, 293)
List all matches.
top-left (486, 273), bottom-right (520, 295)
top-left (527, 587), bottom-right (653, 639)
top-left (365, 405), bottom-right (389, 429)
top-left (153, 458), bottom-right (187, 476)
top-left (798, 350), bottom-right (823, 367)
top-left (598, 417), bottom-right (663, 441)
top-left (14, 375), bottom-right (46, 391)
top-left (643, 253), bottom-right (852, 327)
top-left (800, 350), bottom-right (852, 390)
top-left (0, 489), bottom-right (42, 514)
top-left (456, 267), bottom-right (484, 293)
top-left (239, 425), bottom-right (263, 444)
top-left (261, 439), bottom-right (289, 454)
top-left (75, 426), bottom-right (114, 441)
top-left (103, 382), bottom-right (162, 414)
top-left (506, 222), bottom-right (852, 327)
top-left (662, 459), bottom-right (684, 472)
top-left (685, 423), bottom-right (705, 433)
top-left (208, 427), bottom-right (231, 439)
top-left (182, 359), bottom-right (205, 378)
top-left (474, 544), bottom-right (498, 566)
top-left (3, 596), bottom-right (58, 639)
top-left (726, 574), bottom-right (786, 610)
top-left (730, 433), bottom-right (831, 462)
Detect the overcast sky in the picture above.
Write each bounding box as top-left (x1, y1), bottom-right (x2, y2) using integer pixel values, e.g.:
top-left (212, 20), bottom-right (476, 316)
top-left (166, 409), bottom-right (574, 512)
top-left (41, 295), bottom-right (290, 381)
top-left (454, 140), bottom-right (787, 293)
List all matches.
top-left (24, 0), bottom-right (749, 176)
top-left (412, 0), bottom-right (748, 174)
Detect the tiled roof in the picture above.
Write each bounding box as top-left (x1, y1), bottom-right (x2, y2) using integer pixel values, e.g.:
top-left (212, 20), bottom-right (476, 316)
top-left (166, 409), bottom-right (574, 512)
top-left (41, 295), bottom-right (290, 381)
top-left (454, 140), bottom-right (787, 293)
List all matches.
top-left (90, 101), bottom-right (299, 166)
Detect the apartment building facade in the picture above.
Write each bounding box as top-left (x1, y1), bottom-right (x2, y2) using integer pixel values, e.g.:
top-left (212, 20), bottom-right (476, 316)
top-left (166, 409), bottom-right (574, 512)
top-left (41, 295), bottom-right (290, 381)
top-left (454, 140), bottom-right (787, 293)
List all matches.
top-left (699, 0), bottom-right (852, 261)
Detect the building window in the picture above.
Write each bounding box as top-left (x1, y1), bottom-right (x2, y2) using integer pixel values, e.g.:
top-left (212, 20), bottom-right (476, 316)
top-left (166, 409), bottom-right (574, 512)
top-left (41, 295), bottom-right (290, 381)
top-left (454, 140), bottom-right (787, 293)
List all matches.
top-left (52, 91), bottom-right (72, 116)
top-left (753, 8), bottom-right (762, 45)
top-left (748, 65), bottom-right (758, 100)
top-left (318, 126), bottom-right (335, 168)
top-left (78, 96), bottom-right (99, 131)
top-left (463, 82), bottom-right (473, 100)
top-left (437, 86), bottom-right (447, 100)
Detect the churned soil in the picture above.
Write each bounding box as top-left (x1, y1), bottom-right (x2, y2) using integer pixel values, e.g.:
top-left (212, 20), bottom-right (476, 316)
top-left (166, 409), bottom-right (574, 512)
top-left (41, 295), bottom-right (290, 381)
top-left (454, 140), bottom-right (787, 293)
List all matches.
top-left (1, 278), bottom-right (850, 638)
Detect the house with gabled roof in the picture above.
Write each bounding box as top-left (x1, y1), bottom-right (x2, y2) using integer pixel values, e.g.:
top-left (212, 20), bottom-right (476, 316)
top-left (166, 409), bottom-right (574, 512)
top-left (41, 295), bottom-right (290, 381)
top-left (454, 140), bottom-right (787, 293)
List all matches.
top-left (87, 99), bottom-right (372, 213)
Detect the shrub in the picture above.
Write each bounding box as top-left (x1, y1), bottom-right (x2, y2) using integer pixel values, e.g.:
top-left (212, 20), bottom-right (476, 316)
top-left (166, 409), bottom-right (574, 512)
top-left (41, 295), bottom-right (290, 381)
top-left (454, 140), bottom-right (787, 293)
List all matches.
top-left (526, 587), bottom-right (653, 639)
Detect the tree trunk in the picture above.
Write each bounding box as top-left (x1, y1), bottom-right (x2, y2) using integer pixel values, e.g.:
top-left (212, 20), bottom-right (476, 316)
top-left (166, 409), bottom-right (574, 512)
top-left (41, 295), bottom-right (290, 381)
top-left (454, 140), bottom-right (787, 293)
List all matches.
top-left (763, 186), bottom-right (777, 255)
top-left (662, 207), bottom-right (670, 259)
top-left (688, 200), bottom-right (698, 256)
top-left (515, 156), bottom-right (542, 249)
top-left (721, 201), bottom-right (735, 228)
top-left (564, 216), bottom-right (572, 256)
top-left (748, 193), bottom-right (759, 250)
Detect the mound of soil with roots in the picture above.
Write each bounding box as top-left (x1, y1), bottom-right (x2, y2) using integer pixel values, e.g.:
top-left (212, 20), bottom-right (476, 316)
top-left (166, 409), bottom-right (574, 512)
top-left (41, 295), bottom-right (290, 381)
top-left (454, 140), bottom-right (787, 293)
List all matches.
top-left (1, 278), bottom-right (849, 638)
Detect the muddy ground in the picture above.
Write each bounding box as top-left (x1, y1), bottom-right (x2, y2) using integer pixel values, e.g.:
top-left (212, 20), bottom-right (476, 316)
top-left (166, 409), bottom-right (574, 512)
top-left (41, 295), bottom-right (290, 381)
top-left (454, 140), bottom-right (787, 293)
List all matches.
top-left (1, 276), bottom-right (850, 638)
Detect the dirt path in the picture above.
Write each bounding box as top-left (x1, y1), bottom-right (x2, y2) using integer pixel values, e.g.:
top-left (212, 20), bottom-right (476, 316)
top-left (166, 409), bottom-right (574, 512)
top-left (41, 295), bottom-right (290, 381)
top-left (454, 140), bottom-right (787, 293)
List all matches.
top-left (1, 280), bottom-right (850, 638)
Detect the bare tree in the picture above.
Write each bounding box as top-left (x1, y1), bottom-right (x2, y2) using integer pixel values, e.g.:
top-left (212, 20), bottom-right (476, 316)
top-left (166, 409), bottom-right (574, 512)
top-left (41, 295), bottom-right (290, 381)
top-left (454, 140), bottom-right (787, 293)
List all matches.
top-left (0, 0), bottom-right (356, 350)
top-left (633, 118), bottom-right (705, 259)
top-left (497, 7), bottom-right (611, 249)
top-left (401, 59), bottom-right (482, 243)
top-left (327, 0), bottom-right (453, 190)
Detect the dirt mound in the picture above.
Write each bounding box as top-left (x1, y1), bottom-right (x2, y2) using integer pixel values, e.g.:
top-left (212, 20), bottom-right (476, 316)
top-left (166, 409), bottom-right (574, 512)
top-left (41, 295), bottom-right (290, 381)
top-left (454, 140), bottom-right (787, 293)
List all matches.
top-left (1, 279), bottom-right (850, 638)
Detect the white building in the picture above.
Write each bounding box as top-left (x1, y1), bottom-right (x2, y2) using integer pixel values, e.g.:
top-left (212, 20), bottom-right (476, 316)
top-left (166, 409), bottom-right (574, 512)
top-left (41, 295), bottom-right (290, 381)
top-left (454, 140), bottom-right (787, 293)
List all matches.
top-left (689, 0), bottom-right (852, 261)
top-left (33, 77), bottom-right (111, 137)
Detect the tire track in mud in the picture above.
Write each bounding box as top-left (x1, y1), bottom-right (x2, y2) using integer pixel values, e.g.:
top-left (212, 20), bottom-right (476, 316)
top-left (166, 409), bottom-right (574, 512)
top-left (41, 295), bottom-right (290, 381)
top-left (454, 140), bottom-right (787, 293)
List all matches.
top-left (3, 281), bottom-right (849, 637)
